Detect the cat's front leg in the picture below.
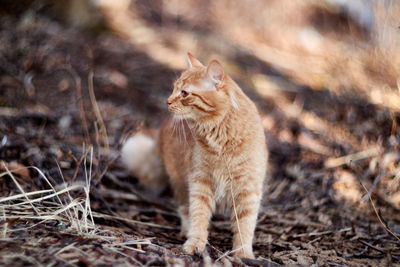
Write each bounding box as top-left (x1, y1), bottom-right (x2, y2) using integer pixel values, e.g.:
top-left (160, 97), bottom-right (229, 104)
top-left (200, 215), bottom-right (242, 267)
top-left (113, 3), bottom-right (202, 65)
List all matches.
top-left (178, 205), bottom-right (189, 237)
top-left (183, 173), bottom-right (215, 255)
top-left (231, 177), bottom-right (262, 259)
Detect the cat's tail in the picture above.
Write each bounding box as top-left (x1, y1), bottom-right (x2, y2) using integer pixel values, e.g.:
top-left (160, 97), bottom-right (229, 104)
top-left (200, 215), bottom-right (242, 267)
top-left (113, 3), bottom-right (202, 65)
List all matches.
top-left (121, 130), bottom-right (168, 194)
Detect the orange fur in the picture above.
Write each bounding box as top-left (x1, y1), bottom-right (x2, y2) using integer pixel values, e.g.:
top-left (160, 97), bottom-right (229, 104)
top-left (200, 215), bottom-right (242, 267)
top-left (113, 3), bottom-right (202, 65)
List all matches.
top-left (122, 53), bottom-right (267, 258)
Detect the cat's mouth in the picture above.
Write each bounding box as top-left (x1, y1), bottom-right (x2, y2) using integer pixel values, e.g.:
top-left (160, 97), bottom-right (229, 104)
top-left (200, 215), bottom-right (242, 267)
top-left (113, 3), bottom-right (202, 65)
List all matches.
top-left (172, 111), bottom-right (191, 119)
top-left (167, 105), bottom-right (179, 113)
top-left (168, 106), bottom-right (189, 117)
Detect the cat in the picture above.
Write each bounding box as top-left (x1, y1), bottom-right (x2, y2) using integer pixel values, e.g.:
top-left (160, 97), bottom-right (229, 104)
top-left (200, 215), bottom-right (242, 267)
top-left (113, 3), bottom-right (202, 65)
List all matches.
top-left (122, 53), bottom-right (267, 258)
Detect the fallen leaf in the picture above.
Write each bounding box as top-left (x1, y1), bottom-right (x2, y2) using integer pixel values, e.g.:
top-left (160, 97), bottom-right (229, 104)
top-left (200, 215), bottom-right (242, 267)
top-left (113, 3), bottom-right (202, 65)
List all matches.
top-left (0, 161), bottom-right (30, 179)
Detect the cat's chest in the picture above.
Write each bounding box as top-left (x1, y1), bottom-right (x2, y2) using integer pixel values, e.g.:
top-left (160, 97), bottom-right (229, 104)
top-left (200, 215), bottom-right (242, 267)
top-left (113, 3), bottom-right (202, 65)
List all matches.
top-left (212, 171), bottom-right (229, 200)
top-left (212, 173), bottom-right (231, 213)
top-left (208, 160), bottom-right (237, 211)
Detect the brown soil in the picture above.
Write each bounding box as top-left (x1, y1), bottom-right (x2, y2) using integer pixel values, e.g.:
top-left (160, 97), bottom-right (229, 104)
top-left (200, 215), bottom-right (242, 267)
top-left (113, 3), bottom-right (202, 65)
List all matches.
top-left (0, 1), bottom-right (399, 266)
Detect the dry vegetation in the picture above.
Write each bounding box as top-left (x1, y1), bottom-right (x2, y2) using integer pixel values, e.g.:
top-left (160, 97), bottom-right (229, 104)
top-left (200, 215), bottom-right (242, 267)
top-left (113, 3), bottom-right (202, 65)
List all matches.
top-left (0, 0), bottom-right (400, 266)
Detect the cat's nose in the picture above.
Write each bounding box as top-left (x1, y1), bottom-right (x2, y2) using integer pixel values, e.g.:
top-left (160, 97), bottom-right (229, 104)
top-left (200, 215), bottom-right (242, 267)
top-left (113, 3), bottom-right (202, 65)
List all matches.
top-left (166, 100), bottom-right (172, 106)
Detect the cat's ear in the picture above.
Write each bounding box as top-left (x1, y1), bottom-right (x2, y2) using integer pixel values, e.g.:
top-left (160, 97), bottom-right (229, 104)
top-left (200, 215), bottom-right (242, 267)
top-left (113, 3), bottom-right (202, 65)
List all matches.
top-left (186, 52), bottom-right (204, 69)
top-left (206, 60), bottom-right (224, 87)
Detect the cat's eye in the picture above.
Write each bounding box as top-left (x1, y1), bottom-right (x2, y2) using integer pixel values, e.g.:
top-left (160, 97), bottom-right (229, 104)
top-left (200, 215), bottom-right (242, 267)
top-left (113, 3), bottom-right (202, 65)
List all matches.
top-left (180, 90), bottom-right (189, 98)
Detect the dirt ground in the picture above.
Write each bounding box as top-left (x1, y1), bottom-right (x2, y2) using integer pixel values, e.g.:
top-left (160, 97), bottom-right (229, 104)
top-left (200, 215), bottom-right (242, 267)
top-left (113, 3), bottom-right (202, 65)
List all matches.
top-left (1, 1), bottom-right (400, 266)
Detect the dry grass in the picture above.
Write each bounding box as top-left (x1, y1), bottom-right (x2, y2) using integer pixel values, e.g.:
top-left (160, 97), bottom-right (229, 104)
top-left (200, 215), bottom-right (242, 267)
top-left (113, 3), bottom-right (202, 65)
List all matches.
top-left (0, 148), bottom-right (157, 266)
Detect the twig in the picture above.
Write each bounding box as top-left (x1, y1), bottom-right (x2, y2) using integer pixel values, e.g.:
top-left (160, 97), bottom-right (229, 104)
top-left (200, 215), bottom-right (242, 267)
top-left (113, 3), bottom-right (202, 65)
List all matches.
top-left (104, 172), bottom-right (175, 211)
top-left (63, 65), bottom-right (90, 143)
top-left (361, 173), bottom-right (384, 202)
top-left (258, 211), bottom-right (326, 229)
top-left (223, 155), bottom-right (244, 256)
top-left (0, 189), bottom-right (53, 202)
top-left (91, 211), bottom-right (178, 230)
top-left (241, 258), bottom-right (281, 267)
top-left (359, 180), bottom-right (400, 243)
top-left (325, 147), bottom-right (380, 168)
top-left (2, 207), bottom-right (7, 238)
top-left (71, 148), bottom-right (90, 184)
top-left (105, 247), bottom-right (144, 266)
top-left (95, 188), bottom-right (139, 201)
top-left (358, 239), bottom-right (386, 254)
top-left (88, 70), bottom-right (110, 154)
top-left (99, 202), bottom-right (178, 217)
top-left (215, 247), bottom-right (241, 262)
top-left (344, 246), bottom-right (369, 258)
top-left (292, 227), bottom-right (352, 238)
top-left (0, 184), bottom-right (83, 206)
top-left (1, 163), bottom-right (40, 215)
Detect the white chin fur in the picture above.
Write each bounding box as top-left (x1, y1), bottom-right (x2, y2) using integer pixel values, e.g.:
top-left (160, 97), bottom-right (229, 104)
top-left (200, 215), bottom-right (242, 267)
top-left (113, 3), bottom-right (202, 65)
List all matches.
top-left (121, 133), bottom-right (166, 193)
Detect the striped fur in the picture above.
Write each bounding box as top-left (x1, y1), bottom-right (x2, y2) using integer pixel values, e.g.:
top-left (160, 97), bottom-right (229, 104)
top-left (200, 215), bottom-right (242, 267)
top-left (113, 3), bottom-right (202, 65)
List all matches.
top-left (164, 54), bottom-right (267, 258)
top-left (123, 54), bottom-right (267, 258)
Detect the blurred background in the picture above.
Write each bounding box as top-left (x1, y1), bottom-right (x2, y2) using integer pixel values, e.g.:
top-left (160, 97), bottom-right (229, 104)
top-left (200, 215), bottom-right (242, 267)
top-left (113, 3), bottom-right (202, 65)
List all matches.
top-left (0, 0), bottom-right (399, 265)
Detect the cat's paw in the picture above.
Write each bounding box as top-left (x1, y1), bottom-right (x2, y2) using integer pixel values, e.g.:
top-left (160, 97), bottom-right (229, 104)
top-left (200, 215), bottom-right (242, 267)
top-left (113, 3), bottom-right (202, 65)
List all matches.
top-left (183, 238), bottom-right (206, 255)
top-left (233, 248), bottom-right (254, 259)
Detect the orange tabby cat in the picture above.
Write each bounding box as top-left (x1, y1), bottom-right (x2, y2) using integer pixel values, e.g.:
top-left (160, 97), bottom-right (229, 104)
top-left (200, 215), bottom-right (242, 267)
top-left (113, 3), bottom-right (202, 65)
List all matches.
top-left (122, 53), bottom-right (267, 258)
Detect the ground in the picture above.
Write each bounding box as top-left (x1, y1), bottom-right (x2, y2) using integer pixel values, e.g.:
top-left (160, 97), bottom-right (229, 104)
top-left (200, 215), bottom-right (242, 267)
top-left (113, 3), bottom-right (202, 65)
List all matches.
top-left (0, 1), bottom-right (400, 266)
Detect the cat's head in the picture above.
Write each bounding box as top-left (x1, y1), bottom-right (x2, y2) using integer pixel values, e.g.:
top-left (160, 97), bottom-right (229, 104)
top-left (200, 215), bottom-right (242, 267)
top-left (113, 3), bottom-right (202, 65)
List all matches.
top-left (166, 53), bottom-right (236, 121)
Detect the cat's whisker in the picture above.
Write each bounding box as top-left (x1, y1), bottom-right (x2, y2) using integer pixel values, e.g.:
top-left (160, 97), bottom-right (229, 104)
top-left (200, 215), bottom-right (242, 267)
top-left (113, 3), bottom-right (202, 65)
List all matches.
top-left (176, 116), bottom-right (182, 144)
top-left (180, 117), bottom-right (187, 147)
top-left (172, 116), bottom-right (180, 142)
top-left (184, 118), bottom-right (195, 141)
top-left (172, 116), bottom-right (178, 136)
top-left (170, 117), bottom-right (175, 136)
